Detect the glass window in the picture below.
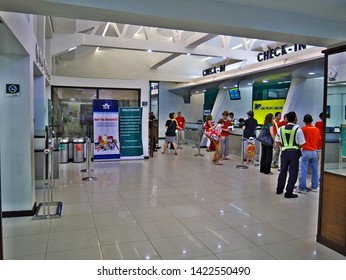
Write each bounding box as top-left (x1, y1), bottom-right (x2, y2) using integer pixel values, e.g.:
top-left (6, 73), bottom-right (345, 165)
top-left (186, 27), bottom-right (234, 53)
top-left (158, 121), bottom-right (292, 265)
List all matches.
top-left (52, 87), bottom-right (140, 140)
top-left (99, 89), bottom-right (140, 108)
top-left (324, 52), bottom-right (346, 176)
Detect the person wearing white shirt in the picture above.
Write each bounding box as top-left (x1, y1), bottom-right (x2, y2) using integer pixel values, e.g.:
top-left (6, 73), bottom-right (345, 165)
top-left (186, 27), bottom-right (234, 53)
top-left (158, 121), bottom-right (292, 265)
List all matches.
top-left (275, 111), bottom-right (306, 198)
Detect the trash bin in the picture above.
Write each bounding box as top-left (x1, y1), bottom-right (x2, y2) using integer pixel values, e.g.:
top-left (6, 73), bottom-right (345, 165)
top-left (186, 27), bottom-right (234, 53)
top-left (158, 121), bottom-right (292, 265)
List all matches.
top-left (73, 137), bottom-right (85, 163)
top-left (59, 137), bottom-right (69, 163)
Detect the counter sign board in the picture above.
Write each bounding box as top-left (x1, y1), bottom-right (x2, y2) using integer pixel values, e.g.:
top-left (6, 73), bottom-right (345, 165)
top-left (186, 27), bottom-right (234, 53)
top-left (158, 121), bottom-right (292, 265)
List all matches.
top-left (6, 84), bottom-right (20, 96)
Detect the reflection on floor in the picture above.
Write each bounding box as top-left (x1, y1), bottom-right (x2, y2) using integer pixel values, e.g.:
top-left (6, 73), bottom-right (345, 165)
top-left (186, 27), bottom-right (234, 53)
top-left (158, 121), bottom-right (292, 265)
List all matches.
top-left (2, 144), bottom-right (346, 260)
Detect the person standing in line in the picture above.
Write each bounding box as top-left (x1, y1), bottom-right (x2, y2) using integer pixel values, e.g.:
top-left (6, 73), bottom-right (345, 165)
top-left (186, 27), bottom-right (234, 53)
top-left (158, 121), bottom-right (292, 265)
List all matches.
top-left (276, 111), bottom-right (306, 198)
top-left (298, 114), bottom-right (321, 193)
top-left (162, 112), bottom-right (181, 155)
top-left (314, 112), bottom-right (324, 181)
top-left (204, 114), bottom-right (223, 165)
top-left (218, 111), bottom-right (232, 160)
top-left (175, 111), bottom-right (187, 145)
top-left (242, 110), bottom-right (258, 160)
top-left (271, 111), bottom-right (282, 169)
top-left (228, 112), bottom-right (238, 127)
top-left (260, 113), bottom-right (275, 175)
top-left (315, 112), bottom-right (324, 150)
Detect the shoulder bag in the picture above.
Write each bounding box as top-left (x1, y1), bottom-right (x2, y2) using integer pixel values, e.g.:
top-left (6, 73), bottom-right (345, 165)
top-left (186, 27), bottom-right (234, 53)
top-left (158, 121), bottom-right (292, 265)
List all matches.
top-left (257, 127), bottom-right (274, 146)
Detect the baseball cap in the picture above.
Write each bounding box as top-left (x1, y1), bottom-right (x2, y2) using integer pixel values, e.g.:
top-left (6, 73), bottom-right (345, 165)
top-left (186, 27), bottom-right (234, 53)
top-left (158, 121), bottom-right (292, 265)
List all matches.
top-left (247, 110), bottom-right (254, 117)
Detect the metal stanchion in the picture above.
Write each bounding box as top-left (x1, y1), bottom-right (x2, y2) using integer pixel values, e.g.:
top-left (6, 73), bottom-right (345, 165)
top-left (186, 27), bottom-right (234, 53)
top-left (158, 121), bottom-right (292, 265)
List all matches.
top-left (82, 137), bottom-right (97, 181)
top-left (194, 126), bottom-right (204, 157)
top-left (236, 137), bottom-right (248, 169)
top-left (33, 138), bottom-right (62, 220)
top-left (254, 139), bottom-right (260, 167)
top-left (177, 130), bottom-right (183, 149)
top-left (81, 139), bottom-right (93, 172)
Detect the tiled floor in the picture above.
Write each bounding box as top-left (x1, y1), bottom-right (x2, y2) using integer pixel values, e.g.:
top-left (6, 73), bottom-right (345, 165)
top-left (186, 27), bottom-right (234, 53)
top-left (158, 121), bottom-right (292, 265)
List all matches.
top-left (2, 143), bottom-right (346, 260)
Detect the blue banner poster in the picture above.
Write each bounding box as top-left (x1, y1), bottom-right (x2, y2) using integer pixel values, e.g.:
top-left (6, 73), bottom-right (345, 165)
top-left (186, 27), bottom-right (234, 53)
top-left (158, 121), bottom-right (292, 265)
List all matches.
top-left (119, 107), bottom-right (144, 159)
top-left (93, 99), bottom-right (120, 161)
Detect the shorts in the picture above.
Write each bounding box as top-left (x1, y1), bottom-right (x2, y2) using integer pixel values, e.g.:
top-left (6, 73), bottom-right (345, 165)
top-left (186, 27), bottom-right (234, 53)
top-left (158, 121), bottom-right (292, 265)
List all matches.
top-left (165, 136), bottom-right (177, 143)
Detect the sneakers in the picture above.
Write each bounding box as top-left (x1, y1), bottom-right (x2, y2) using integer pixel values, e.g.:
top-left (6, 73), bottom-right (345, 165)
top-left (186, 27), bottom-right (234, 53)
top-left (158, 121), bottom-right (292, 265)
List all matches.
top-left (298, 188), bottom-right (311, 194)
top-left (271, 164), bottom-right (278, 169)
top-left (311, 188), bottom-right (318, 192)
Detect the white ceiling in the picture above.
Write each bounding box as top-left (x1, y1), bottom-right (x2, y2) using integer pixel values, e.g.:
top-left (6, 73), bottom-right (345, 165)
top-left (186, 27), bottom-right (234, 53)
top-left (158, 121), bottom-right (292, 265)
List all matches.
top-left (1, 0), bottom-right (345, 83)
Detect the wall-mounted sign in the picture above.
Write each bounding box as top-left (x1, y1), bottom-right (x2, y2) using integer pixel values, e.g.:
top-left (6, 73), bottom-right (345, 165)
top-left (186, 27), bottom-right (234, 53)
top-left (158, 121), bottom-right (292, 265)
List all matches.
top-left (6, 84), bottom-right (20, 96)
top-left (257, 44), bottom-right (306, 62)
top-left (202, 64), bottom-right (226, 76)
top-left (252, 99), bottom-right (286, 125)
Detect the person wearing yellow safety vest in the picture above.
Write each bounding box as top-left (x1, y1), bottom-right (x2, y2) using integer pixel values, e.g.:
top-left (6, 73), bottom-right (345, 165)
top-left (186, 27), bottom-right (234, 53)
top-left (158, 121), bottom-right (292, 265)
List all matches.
top-left (271, 112), bottom-right (282, 169)
top-left (275, 111), bottom-right (306, 198)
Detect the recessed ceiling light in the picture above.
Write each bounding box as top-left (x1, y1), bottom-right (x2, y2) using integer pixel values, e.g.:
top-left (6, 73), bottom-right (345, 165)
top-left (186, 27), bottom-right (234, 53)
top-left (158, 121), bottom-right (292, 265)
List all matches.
top-left (187, 53), bottom-right (191, 56)
top-left (147, 49), bottom-right (152, 53)
top-left (308, 72), bottom-right (315, 75)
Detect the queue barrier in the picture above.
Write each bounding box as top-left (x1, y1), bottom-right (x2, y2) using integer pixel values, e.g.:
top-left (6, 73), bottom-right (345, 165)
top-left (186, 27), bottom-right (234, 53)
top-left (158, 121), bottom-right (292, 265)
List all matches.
top-left (33, 128), bottom-right (62, 220)
top-left (82, 137), bottom-right (97, 181)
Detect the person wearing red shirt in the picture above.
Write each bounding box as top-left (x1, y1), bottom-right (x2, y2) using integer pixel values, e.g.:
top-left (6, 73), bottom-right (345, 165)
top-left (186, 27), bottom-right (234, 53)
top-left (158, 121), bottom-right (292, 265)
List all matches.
top-left (218, 111), bottom-right (232, 160)
top-left (315, 112), bottom-right (324, 150)
top-left (298, 114), bottom-right (322, 193)
top-left (204, 114), bottom-right (223, 165)
top-left (175, 111), bottom-right (187, 145)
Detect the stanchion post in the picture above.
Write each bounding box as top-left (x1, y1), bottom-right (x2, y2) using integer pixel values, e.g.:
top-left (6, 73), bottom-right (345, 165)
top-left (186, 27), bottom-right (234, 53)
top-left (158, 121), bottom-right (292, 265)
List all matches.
top-left (236, 137), bottom-right (248, 169)
top-left (82, 137), bottom-right (97, 181)
top-left (194, 125), bottom-right (204, 157)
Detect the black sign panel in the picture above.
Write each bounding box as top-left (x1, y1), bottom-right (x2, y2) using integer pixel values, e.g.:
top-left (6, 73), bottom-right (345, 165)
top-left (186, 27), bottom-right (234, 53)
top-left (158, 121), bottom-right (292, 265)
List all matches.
top-left (6, 84), bottom-right (20, 94)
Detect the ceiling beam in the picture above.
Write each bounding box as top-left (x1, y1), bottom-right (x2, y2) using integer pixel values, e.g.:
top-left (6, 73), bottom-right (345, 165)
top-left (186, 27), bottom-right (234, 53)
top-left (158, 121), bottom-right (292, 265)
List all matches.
top-left (50, 33), bottom-right (259, 60)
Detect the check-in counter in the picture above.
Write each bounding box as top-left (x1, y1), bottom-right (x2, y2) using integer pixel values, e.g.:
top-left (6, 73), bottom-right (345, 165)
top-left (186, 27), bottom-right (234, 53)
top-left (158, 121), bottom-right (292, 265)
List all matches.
top-left (324, 132), bottom-right (341, 169)
top-left (229, 128), bottom-right (243, 156)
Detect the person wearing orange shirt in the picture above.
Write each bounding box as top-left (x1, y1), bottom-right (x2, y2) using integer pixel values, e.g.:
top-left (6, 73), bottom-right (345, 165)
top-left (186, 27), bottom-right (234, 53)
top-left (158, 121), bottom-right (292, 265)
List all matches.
top-left (298, 114), bottom-right (322, 193)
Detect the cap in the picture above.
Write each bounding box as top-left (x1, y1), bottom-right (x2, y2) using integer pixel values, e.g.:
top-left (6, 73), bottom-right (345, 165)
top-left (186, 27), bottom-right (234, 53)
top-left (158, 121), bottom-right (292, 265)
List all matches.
top-left (222, 110), bottom-right (229, 116)
top-left (247, 110), bottom-right (254, 117)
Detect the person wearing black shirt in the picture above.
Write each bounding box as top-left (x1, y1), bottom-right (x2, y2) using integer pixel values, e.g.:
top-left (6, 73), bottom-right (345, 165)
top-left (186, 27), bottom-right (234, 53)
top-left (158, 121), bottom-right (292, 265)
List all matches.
top-left (162, 112), bottom-right (181, 155)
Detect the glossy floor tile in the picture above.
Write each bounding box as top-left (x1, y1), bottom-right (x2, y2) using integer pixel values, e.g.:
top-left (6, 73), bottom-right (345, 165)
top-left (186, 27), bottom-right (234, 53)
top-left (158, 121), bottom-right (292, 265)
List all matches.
top-left (2, 143), bottom-right (346, 260)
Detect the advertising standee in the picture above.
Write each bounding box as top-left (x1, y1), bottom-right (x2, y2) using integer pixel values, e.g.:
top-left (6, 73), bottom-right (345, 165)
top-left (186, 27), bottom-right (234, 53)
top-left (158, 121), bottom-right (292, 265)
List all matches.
top-left (93, 99), bottom-right (120, 161)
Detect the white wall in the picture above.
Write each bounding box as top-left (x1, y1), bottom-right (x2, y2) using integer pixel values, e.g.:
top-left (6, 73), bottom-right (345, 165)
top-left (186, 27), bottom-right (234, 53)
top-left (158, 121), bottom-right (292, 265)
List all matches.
top-left (158, 82), bottom-right (204, 137)
top-left (51, 76), bottom-right (150, 157)
top-left (212, 82), bottom-right (253, 121)
top-left (284, 77), bottom-right (324, 127)
top-left (0, 54), bottom-right (35, 212)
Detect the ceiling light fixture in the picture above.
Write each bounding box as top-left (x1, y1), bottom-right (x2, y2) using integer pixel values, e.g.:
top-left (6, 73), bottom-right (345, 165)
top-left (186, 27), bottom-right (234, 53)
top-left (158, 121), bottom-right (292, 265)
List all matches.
top-left (68, 47), bottom-right (77, 52)
top-left (308, 72), bottom-right (315, 75)
top-left (263, 80), bottom-right (268, 83)
top-left (148, 49), bottom-right (153, 53)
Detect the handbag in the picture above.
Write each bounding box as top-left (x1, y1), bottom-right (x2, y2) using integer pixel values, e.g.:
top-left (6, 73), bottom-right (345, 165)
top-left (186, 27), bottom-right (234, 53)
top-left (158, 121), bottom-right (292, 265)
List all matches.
top-left (257, 127), bottom-right (274, 146)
